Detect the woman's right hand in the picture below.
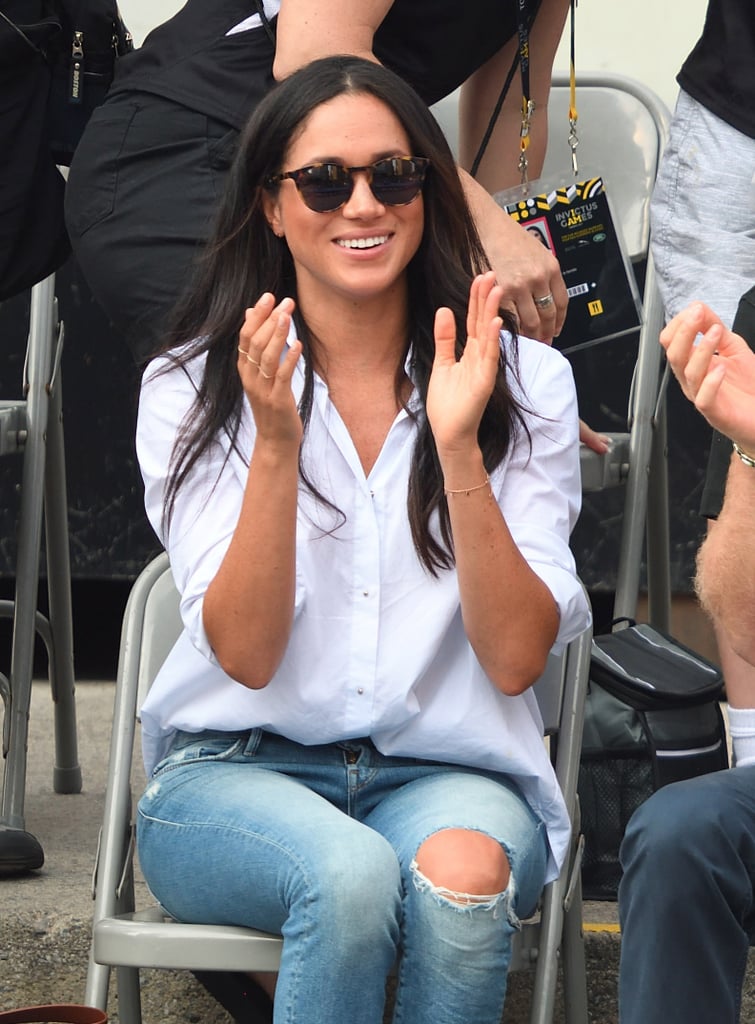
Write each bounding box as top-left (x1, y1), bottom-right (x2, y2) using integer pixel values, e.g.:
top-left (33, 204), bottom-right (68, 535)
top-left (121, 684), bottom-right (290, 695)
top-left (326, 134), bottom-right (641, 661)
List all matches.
top-left (237, 293), bottom-right (304, 449)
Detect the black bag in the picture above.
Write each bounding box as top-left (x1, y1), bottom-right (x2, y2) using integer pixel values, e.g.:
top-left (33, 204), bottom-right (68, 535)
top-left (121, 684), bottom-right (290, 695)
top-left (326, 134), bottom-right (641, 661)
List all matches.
top-left (578, 622), bottom-right (728, 900)
top-left (0, 0), bottom-right (132, 300)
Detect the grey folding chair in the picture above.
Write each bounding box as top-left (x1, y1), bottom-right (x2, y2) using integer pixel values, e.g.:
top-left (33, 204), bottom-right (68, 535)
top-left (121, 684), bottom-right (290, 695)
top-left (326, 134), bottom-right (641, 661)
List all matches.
top-left (85, 552), bottom-right (592, 1024)
top-left (433, 71), bottom-right (673, 629)
top-left (0, 271), bottom-right (80, 870)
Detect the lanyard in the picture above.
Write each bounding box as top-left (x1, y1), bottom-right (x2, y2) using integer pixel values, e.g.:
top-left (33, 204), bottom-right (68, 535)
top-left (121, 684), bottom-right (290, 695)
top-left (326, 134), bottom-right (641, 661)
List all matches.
top-left (519, 0), bottom-right (579, 188)
top-left (517, 0), bottom-right (535, 188)
top-left (469, 0), bottom-right (579, 186)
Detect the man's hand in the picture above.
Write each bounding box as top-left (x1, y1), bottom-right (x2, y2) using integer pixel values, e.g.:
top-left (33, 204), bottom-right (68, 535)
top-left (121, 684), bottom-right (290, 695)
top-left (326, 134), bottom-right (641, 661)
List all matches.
top-left (661, 302), bottom-right (755, 453)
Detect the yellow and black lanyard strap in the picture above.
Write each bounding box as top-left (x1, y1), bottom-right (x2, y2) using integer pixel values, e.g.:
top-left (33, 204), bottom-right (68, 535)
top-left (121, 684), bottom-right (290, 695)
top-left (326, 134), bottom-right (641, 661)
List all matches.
top-left (519, 0), bottom-right (579, 188)
top-left (469, 0), bottom-right (578, 186)
top-left (567, 0), bottom-right (579, 176)
top-left (517, 0), bottom-right (536, 187)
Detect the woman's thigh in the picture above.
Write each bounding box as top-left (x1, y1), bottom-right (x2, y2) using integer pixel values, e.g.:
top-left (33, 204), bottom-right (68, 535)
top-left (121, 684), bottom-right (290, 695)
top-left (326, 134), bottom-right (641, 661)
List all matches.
top-left (137, 754), bottom-right (402, 937)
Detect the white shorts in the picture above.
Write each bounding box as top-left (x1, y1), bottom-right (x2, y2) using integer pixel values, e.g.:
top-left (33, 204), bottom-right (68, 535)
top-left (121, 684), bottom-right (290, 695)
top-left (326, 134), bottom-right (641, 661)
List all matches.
top-left (650, 89), bottom-right (755, 328)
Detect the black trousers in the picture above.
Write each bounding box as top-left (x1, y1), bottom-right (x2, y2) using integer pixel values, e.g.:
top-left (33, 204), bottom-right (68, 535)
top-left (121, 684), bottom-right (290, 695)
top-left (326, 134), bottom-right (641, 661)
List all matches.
top-left (699, 284), bottom-right (755, 519)
top-left (64, 92), bottom-right (239, 363)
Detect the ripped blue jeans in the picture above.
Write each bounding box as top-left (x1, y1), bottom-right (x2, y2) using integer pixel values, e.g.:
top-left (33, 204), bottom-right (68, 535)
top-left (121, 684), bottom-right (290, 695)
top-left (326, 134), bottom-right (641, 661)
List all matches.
top-left (137, 729), bottom-right (548, 1024)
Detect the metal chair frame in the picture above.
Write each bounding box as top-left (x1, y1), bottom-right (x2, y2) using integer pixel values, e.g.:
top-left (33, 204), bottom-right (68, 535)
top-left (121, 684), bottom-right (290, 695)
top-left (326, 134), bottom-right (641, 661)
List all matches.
top-left (0, 272), bottom-right (80, 859)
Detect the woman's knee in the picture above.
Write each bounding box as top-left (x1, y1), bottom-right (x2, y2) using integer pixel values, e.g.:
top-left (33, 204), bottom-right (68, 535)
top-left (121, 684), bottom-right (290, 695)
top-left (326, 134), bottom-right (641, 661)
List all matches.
top-left (414, 828), bottom-right (510, 902)
top-left (312, 826), bottom-right (402, 911)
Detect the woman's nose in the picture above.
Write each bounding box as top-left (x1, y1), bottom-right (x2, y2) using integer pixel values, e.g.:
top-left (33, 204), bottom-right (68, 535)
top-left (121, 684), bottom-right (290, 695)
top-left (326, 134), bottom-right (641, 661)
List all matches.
top-left (342, 172), bottom-right (385, 217)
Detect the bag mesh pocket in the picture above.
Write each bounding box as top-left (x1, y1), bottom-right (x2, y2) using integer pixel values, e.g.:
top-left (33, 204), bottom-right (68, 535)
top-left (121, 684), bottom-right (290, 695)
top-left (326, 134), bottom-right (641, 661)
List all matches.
top-left (579, 751), bottom-right (652, 900)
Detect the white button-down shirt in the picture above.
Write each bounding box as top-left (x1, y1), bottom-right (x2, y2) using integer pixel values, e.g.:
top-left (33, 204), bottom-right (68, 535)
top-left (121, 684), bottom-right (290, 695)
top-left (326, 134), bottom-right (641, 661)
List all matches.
top-left (136, 330), bottom-right (590, 880)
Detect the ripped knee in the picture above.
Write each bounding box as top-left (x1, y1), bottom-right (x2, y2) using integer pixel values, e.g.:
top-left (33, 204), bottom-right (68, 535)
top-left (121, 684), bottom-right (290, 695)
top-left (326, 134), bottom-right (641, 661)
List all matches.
top-left (413, 827), bottom-right (510, 905)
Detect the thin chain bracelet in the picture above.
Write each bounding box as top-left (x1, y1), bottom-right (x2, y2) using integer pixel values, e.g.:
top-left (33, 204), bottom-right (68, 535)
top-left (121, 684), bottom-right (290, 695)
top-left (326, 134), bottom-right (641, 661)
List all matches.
top-left (444, 474), bottom-right (491, 496)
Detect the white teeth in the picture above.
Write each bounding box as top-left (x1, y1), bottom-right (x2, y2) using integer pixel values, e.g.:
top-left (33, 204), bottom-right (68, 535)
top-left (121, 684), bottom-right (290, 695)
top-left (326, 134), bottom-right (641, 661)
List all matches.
top-left (336, 236), bottom-right (388, 249)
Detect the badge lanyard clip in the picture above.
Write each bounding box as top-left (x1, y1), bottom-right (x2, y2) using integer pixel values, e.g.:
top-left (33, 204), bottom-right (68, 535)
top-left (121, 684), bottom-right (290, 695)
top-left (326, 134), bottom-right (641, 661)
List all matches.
top-left (568, 0), bottom-right (579, 177)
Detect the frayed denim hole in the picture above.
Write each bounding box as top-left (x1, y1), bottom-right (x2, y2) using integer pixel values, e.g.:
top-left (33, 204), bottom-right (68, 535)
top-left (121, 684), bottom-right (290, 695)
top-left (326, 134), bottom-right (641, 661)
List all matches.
top-left (409, 856), bottom-right (520, 927)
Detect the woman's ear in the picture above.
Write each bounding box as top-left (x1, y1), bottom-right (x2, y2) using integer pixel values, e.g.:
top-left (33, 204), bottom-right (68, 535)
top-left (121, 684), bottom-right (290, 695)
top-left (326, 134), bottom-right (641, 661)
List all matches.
top-left (263, 193), bottom-right (284, 238)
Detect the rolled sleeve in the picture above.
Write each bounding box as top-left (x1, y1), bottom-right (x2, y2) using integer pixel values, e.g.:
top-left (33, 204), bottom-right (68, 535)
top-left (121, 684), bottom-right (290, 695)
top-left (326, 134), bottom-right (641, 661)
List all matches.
top-left (496, 337), bottom-right (591, 649)
top-left (137, 356), bottom-right (246, 662)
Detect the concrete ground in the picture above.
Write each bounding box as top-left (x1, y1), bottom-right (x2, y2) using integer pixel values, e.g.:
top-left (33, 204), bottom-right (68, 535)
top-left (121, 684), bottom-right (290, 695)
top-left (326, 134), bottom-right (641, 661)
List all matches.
top-left (0, 680), bottom-right (752, 1022)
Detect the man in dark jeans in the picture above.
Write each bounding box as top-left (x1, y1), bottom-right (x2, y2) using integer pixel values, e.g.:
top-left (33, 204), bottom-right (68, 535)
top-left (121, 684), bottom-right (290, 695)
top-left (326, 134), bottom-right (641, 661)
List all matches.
top-left (618, 288), bottom-right (755, 1024)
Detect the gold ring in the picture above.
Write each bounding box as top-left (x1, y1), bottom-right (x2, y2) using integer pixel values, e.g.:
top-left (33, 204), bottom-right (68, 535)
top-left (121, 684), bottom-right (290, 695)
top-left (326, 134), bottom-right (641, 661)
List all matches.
top-left (238, 346), bottom-right (260, 366)
top-left (533, 293), bottom-right (555, 309)
top-left (259, 368), bottom-right (273, 380)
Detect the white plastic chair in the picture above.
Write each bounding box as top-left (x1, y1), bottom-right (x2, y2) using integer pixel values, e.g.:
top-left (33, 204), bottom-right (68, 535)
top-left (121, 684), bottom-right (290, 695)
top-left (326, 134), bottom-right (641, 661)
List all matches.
top-left (0, 272), bottom-right (80, 869)
top-left (85, 552), bottom-right (592, 1024)
top-left (433, 72), bottom-right (672, 629)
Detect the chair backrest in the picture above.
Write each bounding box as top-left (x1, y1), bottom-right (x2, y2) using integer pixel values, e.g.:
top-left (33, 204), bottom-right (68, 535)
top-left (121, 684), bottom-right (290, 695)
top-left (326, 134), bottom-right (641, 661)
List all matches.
top-left (131, 551), bottom-right (182, 711)
top-left (431, 71), bottom-right (669, 262)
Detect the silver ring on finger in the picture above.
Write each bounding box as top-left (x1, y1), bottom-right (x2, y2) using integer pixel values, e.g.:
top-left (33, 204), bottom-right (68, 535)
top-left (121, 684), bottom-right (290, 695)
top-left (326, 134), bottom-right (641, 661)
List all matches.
top-left (533, 292), bottom-right (555, 309)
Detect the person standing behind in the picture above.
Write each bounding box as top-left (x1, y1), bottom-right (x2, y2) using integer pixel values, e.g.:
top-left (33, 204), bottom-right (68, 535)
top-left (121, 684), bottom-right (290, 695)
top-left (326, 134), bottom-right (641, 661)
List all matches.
top-left (649, 0), bottom-right (755, 792)
top-left (619, 300), bottom-right (755, 1024)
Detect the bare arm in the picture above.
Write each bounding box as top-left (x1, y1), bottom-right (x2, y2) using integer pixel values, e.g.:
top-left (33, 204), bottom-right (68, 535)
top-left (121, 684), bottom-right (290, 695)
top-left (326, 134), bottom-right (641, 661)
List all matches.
top-left (202, 294), bottom-right (303, 688)
top-left (696, 457), bottom-right (755, 668)
top-left (661, 301), bottom-right (755, 668)
top-left (458, 0), bottom-right (571, 192)
top-left (427, 273), bottom-right (560, 694)
top-left (458, 0), bottom-right (571, 340)
top-left (273, 0), bottom-right (391, 78)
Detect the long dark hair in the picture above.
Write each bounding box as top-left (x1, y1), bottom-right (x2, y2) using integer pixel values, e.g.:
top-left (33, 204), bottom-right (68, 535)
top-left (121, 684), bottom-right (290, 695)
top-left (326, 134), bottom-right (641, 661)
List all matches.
top-left (157, 55), bottom-right (526, 574)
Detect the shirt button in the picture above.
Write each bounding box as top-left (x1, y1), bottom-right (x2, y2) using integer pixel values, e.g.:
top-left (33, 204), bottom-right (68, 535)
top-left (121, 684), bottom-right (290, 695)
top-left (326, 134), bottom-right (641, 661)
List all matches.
top-left (357, 687), bottom-right (364, 695)
top-left (363, 590), bottom-right (369, 597)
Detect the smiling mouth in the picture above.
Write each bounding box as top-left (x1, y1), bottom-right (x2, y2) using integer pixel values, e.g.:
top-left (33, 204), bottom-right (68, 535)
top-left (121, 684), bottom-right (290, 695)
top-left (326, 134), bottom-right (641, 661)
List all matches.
top-left (336, 235), bottom-right (389, 250)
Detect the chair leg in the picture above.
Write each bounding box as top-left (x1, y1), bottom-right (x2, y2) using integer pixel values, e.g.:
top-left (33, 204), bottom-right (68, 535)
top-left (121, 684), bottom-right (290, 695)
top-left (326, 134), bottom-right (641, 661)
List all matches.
top-left (44, 356), bottom-right (80, 795)
top-left (0, 277), bottom-right (55, 834)
top-left (116, 966), bottom-right (143, 1024)
top-left (529, 881), bottom-right (563, 1024)
top-left (561, 870), bottom-right (590, 1024)
top-left (0, 274), bottom-right (79, 873)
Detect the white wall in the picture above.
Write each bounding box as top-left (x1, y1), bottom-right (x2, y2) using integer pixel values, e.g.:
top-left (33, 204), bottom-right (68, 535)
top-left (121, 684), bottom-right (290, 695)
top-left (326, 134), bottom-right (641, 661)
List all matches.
top-left (121, 0), bottom-right (708, 115)
top-left (553, 0), bottom-right (708, 114)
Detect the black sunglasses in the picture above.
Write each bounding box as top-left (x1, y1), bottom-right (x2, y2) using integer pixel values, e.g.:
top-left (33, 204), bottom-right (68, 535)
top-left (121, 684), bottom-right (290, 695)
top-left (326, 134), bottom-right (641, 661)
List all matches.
top-left (265, 156), bottom-right (430, 213)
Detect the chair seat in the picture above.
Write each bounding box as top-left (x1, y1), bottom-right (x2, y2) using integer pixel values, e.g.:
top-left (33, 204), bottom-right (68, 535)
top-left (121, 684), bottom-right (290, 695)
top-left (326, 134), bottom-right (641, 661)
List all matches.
top-left (95, 904), bottom-right (541, 975)
top-left (94, 906), bottom-right (283, 973)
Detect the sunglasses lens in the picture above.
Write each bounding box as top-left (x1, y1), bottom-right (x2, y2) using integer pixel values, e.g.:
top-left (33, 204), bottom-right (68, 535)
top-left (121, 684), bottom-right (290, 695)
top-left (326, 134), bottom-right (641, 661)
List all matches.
top-left (371, 158), bottom-right (427, 206)
top-left (286, 158), bottom-right (429, 212)
top-left (297, 165), bottom-right (352, 213)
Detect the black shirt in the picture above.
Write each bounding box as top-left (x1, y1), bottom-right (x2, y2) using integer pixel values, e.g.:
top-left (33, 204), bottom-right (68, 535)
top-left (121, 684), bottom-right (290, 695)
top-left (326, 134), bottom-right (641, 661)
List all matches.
top-left (109, 0), bottom-right (535, 128)
top-left (677, 0), bottom-right (755, 139)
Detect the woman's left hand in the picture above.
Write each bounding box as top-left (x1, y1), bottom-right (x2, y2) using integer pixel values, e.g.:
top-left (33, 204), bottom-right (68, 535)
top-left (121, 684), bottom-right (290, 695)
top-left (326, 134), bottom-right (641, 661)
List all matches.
top-left (426, 271), bottom-right (503, 455)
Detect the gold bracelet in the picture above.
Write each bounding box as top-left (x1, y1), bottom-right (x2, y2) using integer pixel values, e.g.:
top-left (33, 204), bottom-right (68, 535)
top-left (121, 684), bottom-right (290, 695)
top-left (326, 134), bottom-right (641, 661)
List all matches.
top-left (733, 442), bottom-right (755, 468)
top-left (444, 474), bottom-right (491, 496)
